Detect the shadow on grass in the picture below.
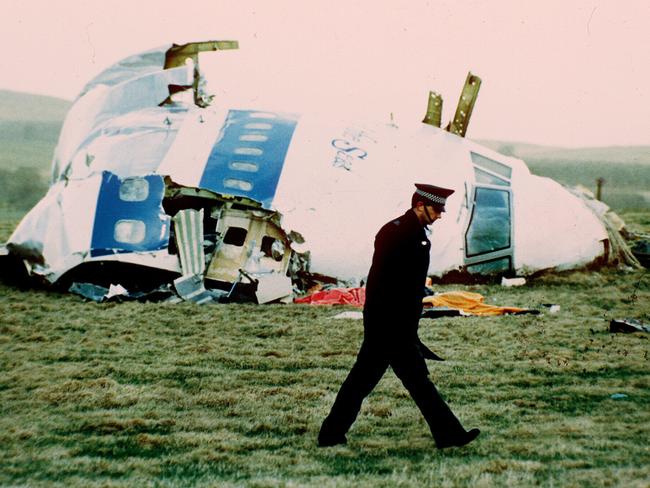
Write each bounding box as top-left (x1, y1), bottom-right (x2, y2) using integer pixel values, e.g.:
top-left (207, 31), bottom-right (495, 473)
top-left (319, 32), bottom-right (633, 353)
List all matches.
top-left (314, 446), bottom-right (433, 476)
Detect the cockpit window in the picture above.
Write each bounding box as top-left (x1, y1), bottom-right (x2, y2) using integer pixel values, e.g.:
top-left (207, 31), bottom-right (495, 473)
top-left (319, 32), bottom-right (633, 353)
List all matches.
top-left (473, 167), bottom-right (509, 186)
top-left (470, 152), bottom-right (512, 180)
top-left (466, 188), bottom-right (511, 257)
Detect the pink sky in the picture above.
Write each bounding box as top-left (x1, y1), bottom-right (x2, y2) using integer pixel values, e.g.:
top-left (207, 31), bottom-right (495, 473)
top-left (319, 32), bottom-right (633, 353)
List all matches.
top-left (2, 0), bottom-right (649, 147)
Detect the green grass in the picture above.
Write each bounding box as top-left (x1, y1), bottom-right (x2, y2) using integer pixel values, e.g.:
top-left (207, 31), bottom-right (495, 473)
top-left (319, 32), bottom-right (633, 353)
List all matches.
top-left (1, 212), bottom-right (649, 486)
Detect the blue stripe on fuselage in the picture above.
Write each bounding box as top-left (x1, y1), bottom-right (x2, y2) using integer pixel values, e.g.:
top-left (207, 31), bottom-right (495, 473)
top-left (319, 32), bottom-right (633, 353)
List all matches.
top-left (199, 110), bottom-right (298, 209)
top-left (90, 172), bottom-right (170, 257)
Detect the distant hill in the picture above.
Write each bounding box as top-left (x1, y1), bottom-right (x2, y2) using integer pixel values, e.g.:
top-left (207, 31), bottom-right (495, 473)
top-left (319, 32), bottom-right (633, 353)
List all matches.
top-left (0, 90), bottom-right (71, 210)
top-left (0, 90), bottom-right (71, 173)
top-left (0, 90), bottom-right (71, 122)
top-left (476, 139), bottom-right (650, 165)
top-left (475, 139), bottom-right (650, 209)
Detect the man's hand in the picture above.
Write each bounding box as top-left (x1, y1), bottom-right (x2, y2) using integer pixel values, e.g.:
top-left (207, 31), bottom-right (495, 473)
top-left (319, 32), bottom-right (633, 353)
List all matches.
top-left (418, 339), bottom-right (445, 361)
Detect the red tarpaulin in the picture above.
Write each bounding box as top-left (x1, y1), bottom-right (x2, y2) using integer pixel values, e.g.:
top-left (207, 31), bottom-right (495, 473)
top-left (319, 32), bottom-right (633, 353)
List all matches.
top-left (294, 288), bottom-right (366, 307)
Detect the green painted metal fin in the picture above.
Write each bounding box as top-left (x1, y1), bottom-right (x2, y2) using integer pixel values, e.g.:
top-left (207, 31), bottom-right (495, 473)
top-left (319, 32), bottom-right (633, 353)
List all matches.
top-left (447, 72), bottom-right (482, 138)
top-left (422, 91), bottom-right (443, 128)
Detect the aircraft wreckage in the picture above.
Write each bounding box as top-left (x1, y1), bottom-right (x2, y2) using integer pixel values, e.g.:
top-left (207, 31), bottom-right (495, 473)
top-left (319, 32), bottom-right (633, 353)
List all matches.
top-left (0, 41), bottom-right (641, 303)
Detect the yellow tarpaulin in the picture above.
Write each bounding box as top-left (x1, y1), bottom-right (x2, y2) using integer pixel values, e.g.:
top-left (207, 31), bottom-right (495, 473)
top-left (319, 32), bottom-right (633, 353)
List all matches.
top-left (422, 291), bottom-right (528, 316)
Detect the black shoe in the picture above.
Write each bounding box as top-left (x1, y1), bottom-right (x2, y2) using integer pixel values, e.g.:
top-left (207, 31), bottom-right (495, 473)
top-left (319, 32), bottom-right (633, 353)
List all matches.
top-left (317, 435), bottom-right (347, 447)
top-left (436, 428), bottom-right (481, 449)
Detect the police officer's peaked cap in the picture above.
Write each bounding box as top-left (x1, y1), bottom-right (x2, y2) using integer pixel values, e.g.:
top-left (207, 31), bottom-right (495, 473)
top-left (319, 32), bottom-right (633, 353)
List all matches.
top-left (414, 183), bottom-right (455, 212)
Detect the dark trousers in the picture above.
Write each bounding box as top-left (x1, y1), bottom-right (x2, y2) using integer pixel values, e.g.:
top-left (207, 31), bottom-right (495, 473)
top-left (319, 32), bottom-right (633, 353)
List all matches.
top-left (319, 336), bottom-right (465, 445)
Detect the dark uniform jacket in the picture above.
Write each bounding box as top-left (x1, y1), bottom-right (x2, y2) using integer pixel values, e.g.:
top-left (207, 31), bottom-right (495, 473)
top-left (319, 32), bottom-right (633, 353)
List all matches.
top-left (363, 209), bottom-right (431, 345)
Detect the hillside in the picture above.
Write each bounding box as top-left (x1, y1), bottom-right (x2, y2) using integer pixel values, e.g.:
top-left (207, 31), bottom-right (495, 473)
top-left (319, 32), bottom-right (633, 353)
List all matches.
top-left (475, 139), bottom-right (650, 209)
top-left (475, 139), bottom-right (650, 165)
top-left (0, 89), bottom-right (71, 122)
top-left (0, 90), bottom-right (70, 173)
top-left (0, 91), bottom-right (70, 209)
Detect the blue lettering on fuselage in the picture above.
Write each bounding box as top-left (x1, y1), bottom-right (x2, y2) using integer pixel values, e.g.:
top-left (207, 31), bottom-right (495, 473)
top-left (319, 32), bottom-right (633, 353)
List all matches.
top-left (330, 127), bottom-right (375, 170)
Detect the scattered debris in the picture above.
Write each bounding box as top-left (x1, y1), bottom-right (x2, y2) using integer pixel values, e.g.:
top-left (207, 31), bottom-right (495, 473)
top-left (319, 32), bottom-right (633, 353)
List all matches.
top-left (501, 277), bottom-right (526, 287)
top-left (106, 284), bottom-right (129, 300)
top-left (69, 282), bottom-right (111, 302)
top-left (294, 288), bottom-right (366, 307)
top-left (610, 393), bottom-right (629, 400)
top-left (569, 186), bottom-right (642, 269)
top-left (173, 274), bottom-right (217, 304)
top-left (540, 303), bottom-right (561, 314)
top-left (298, 288), bottom-right (543, 317)
top-left (609, 318), bottom-right (650, 333)
top-left (332, 311), bottom-right (364, 320)
top-left (69, 282), bottom-right (177, 303)
top-left (253, 272), bottom-right (294, 304)
top-left (423, 291), bottom-right (538, 316)
top-left (630, 239), bottom-right (650, 268)
top-left (421, 307), bottom-right (462, 319)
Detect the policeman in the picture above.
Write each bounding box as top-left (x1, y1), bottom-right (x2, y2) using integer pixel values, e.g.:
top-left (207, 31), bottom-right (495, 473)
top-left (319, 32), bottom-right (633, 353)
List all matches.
top-left (318, 183), bottom-right (480, 449)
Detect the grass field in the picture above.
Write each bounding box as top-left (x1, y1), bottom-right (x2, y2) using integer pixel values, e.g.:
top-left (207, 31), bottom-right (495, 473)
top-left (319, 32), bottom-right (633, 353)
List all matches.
top-left (1, 211), bottom-right (649, 487)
